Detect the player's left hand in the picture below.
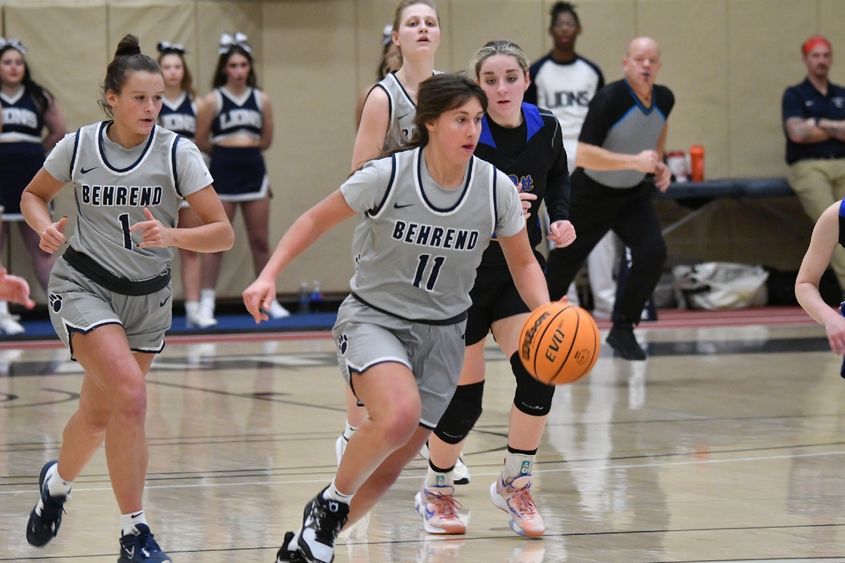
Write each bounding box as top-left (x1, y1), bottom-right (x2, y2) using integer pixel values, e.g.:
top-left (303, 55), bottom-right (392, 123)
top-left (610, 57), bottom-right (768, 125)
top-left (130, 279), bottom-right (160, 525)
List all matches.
top-left (130, 208), bottom-right (174, 248)
top-left (548, 220), bottom-right (576, 248)
top-left (655, 161), bottom-right (671, 192)
top-left (518, 191), bottom-right (537, 218)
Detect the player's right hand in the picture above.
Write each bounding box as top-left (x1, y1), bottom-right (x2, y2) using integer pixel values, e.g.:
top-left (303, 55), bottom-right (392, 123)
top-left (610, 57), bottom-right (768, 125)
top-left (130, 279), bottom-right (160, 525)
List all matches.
top-left (39, 217), bottom-right (68, 254)
top-left (243, 277), bottom-right (275, 324)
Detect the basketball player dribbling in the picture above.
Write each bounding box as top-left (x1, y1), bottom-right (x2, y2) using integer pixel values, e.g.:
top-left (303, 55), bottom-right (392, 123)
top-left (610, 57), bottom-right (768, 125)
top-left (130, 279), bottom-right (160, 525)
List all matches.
top-left (243, 74), bottom-right (550, 563)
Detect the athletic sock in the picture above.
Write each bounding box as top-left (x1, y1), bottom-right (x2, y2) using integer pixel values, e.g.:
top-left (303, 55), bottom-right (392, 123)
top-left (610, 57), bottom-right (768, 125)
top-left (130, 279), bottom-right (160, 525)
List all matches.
top-left (120, 509), bottom-right (148, 536)
top-left (323, 480), bottom-right (353, 504)
top-left (502, 445), bottom-right (538, 481)
top-left (425, 459), bottom-right (454, 489)
top-left (45, 464), bottom-right (73, 497)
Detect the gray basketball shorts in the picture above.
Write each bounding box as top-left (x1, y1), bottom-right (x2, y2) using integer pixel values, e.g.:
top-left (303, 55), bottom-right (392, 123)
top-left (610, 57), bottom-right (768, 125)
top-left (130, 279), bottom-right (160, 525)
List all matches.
top-left (48, 258), bottom-right (173, 359)
top-left (332, 296), bottom-right (466, 429)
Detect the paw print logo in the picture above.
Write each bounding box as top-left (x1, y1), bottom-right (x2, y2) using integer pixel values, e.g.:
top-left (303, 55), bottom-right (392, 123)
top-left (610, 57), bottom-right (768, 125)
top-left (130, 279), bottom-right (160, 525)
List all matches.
top-left (337, 333), bottom-right (348, 355)
top-left (49, 293), bottom-right (63, 313)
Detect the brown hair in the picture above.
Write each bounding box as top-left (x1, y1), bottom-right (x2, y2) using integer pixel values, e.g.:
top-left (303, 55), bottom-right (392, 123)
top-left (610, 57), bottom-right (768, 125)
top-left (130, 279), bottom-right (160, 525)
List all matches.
top-left (383, 72), bottom-right (487, 155)
top-left (99, 35), bottom-right (160, 117)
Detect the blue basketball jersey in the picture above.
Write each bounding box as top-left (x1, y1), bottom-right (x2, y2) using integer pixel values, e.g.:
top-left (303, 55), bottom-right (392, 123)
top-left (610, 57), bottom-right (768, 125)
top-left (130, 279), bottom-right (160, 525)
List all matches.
top-left (159, 92), bottom-right (197, 139)
top-left (0, 88), bottom-right (43, 143)
top-left (210, 87), bottom-right (263, 143)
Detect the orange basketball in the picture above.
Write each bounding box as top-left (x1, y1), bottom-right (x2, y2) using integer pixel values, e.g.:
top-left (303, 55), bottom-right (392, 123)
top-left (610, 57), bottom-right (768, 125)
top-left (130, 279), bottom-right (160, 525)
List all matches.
top-left (518, 302), bottom-right (600, 385)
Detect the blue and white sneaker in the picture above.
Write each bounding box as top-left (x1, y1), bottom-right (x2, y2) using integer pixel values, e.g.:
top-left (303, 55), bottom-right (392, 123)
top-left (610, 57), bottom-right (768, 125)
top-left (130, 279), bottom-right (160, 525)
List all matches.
top-left (26, 460), bottom-right (68, 547)
top-left (118, 524), bottom-right (172, 562)
top-left (294, 488), bottom-right (349, 563)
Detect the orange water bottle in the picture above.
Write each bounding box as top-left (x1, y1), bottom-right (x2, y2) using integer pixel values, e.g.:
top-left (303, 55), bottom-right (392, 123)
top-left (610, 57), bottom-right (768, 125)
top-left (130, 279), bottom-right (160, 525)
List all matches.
top-left (689, 144), bottom-right (705, 182)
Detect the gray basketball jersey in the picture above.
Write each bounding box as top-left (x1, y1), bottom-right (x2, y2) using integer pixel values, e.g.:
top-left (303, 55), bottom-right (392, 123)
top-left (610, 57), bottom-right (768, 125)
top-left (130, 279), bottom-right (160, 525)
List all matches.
top-left (341, 147), bottom-right (524, 322)
top-left (44, 122), bottom-right (211, 282)
top-left (376, 72), bottom-right (420, 150)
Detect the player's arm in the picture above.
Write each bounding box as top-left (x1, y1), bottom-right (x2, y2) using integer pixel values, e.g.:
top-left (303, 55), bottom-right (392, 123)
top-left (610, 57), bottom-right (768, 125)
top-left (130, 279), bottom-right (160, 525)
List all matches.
top-left (498, 228), bottom-right (549, 311)
top-left (259, 91), bottom-right (274, 151)
top-left (21, 168), bottom-right (68, 254)
top-left (166, 187), bottom-right (234, 253)
top-left (194, 92), bottom-right (216, 154)
top-left (351, 87), bottom-right (390, 171)
top-left (795, 202), bottom-right (845, 353)
top-left (243, 190), bottom-right (356, 322)
top-left (41, 93), bottom-right (67, 151)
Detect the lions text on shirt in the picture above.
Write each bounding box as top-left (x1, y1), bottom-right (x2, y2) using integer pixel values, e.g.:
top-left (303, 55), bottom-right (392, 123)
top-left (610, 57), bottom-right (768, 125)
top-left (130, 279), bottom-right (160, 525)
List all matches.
top-left (210, 87), bottom-right (263, 143)
top-left (527, 55), bottom-right (604, 172)
top-left (0, 87), bottom-right (44, 143)
top-left (159, 92), bottom-right (197, 139)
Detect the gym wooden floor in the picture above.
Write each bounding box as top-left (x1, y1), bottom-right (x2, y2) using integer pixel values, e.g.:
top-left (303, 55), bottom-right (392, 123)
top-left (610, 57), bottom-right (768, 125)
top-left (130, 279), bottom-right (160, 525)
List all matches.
top-left (3, 308), bottom-right (845, 562)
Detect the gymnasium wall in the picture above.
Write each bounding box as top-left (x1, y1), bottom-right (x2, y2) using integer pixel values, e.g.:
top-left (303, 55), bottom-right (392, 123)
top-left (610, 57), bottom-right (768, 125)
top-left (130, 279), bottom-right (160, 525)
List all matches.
top-left (2, 0), bottom-right (842, 303)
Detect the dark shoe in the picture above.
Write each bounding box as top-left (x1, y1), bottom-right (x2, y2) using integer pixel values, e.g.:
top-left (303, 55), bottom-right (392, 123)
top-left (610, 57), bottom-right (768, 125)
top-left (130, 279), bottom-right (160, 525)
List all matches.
top-left (26, 460), bottom-right (68, 547)
top-left (276, 531), bottom-right (306, 562)
top-left (296, 488), bottom-right (350, 563)
top-left (118, 524), bottom-right (172, 562)
top-left (606, 325), bottom-right (647, 361)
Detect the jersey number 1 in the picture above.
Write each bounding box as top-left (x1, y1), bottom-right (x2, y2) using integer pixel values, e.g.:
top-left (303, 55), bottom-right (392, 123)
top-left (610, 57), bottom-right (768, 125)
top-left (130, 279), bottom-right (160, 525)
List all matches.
top-left (412, 254), bottom-right (445, 291)
top-left (118, 213), bottom-right (132, 249)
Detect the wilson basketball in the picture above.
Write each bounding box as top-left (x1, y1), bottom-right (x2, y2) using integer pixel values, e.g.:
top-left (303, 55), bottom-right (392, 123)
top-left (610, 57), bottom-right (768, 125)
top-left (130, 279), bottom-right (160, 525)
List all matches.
top-left (518, 303), bottom-right (600, 385)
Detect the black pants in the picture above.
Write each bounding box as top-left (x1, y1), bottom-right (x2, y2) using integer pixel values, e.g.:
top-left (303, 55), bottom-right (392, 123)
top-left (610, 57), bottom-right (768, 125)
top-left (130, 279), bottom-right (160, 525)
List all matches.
top-left (546, 170), bottom-right (666, 326)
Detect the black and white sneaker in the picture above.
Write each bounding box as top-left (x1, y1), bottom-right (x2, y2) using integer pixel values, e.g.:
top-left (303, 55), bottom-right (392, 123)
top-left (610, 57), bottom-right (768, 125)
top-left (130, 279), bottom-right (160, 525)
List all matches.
top-left (276, 531), bottom-right (306, 562)
top-left (118, 524), bottom-right (172, 562)
top-left (295, 488), bottom-right (349, 563)
top-left (26, 460), bottom-right (68, 547)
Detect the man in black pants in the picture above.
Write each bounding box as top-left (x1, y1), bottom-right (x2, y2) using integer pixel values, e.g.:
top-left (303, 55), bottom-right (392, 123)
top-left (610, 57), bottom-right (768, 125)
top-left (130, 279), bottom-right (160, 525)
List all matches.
top-left (546, 36), bottom-right (673, 360)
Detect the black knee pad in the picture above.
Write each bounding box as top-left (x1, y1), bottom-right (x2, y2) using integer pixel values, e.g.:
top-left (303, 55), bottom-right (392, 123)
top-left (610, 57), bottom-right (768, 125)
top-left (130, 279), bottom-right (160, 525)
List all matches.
top-left (433, 381), bottom-right (484, 445)
top-left (510, 352), bottom-right (555, 416)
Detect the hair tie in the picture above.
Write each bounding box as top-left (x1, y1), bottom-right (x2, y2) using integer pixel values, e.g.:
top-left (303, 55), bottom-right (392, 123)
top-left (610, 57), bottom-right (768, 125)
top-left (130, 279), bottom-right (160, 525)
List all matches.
top-left (0, 37), bottom-right (27, 55)
top-left (219, 32), bottom-right (251, 55)
top-left (381, 24), bottom-right (393, 47)
top-left (157, 41), bottom-right (186, 55)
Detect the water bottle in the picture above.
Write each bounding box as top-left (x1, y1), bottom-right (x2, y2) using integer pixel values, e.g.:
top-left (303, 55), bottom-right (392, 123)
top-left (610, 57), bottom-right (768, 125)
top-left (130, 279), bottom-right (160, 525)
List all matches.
top-left (298, 282), bottom-right (311, 314)
top-left (689, 144), bottom-right (705, 182)
top-left (309, 280), bottom-right (323, 313)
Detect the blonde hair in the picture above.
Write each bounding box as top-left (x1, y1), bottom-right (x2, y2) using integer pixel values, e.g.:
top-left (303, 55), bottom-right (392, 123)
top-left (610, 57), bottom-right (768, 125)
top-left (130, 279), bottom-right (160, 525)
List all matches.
top-left (470, 40), bottom-right (530, 80)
